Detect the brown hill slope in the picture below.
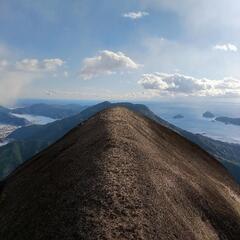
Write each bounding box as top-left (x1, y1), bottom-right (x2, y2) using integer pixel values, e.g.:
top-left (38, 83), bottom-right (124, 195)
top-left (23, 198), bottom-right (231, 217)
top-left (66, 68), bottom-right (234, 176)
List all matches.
top-left (0, 107), bottom-right (240, 240)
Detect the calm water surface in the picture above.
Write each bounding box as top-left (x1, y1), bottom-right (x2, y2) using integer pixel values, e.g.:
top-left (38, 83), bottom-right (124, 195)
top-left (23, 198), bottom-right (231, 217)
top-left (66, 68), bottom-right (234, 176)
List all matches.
top-left (145, 101), bottom-right (240, 144)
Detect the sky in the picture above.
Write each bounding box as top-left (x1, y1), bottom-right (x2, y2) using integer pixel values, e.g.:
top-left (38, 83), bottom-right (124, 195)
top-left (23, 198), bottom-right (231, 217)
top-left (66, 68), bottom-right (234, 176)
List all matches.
top-left (0, 0), bottom-right (240, 104)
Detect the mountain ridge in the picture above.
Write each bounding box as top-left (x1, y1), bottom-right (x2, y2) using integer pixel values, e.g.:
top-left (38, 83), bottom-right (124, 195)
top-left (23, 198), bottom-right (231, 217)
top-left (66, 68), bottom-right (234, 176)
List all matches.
top-left (0, 102), bottom-right (240, 183)
top-left (1, 106), bottom-right (240, 240)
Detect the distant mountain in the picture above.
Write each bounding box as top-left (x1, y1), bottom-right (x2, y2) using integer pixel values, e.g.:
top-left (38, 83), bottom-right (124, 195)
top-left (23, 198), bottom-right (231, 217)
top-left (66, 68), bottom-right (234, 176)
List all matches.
top-left (173, 114), bottom-right (184, 119)
top-left (1, 107), bottom-right (240, 239)
top-left (1, 101), bottom-right (240, 184)
top-left (0, 111), bottom-right (29, 126)
top-left (215, 116), bottom-right (240, 126)
top-left (203, 111), bottom-right (215, 118)
top-left (12, 103), bottom-right (86, 119)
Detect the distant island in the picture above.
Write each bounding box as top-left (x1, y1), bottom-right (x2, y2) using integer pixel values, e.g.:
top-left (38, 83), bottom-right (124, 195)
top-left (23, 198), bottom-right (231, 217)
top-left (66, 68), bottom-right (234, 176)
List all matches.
top-left (203, 111), bottom-right (215, 118)
top-left (173, 114), bottom-right (184, 119)
top-left (215, 117), bottom-right (240, 126)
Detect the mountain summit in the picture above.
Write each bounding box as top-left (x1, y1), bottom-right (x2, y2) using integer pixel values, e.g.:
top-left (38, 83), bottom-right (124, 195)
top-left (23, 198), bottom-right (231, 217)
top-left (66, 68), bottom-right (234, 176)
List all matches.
top-left (0, 107), bottom-right (240, 239)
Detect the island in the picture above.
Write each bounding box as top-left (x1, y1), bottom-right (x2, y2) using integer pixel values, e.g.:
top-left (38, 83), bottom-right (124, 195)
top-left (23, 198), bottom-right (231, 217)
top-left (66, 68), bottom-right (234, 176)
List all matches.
top-left (203, 111), bottom-right (215, 118)
top-left (215, 117), bottom-right (240, 126)
top-left (173, 114), bottom-right (184, 119)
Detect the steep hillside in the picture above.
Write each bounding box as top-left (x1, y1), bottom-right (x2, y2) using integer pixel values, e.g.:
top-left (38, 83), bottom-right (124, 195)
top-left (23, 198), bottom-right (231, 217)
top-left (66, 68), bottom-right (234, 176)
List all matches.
top-left (0, 107), bottom-right (240, 240)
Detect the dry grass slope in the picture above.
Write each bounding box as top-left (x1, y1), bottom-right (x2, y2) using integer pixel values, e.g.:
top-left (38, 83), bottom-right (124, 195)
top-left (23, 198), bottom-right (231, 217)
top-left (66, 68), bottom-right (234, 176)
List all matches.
top-left (0, 107), bottom-right (240, 240)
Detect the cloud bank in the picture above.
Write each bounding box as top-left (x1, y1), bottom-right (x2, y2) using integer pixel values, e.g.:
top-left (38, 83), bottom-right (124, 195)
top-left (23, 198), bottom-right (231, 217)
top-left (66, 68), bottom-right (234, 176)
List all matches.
top-left (123, 11), bottom-right (149, 20)
top-left (138, 73), bottom-right (240, 97)
top-left (80, 50), bottom-right (140, 80)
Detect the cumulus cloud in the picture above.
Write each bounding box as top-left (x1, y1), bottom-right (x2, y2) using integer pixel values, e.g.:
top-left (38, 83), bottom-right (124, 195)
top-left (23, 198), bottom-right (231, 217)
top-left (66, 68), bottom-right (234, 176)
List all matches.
top-left (123, 11), bottom-right (149, 20)
top-left (80, 50), bottom-right (140, 80)
top-left (138, 72), bottom-right (240, 97)
top-left (16, 58), bottom-right (64, 72)
top-left (213, 44), bottom-right (238, 52)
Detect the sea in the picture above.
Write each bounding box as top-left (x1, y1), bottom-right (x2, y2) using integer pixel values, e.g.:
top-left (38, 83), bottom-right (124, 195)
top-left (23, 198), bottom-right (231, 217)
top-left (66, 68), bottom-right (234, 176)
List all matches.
top-left (144, 101), bottom-right (240, 144)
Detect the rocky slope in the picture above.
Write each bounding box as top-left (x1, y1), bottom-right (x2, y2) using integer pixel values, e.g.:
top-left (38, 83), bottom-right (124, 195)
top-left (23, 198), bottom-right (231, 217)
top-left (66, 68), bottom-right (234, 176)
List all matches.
top-left (0, 107), bottom-right (240, 239)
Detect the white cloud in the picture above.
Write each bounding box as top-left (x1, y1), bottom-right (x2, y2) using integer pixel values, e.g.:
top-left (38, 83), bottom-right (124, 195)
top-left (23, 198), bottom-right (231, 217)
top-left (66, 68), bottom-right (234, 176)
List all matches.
top-left (16, 59), bottom-right (39, 72)
top-left (80, 50), bottom-right (140, 80)
top-left (43, 58), bottom-right (64, 71)
top-left (123, 11), bottom-right (149, 20)
top-left (213, 44), bottom-right (238, 52)
top-left (16, 58), bottom-right (64, 72)
top-left (138, 72), bottom-right (240, 97)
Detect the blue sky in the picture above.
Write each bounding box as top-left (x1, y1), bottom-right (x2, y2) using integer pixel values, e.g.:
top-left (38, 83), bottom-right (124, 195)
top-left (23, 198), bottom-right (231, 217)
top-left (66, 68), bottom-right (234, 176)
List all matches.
top-left (0, 0), bottom-right (240, 104)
